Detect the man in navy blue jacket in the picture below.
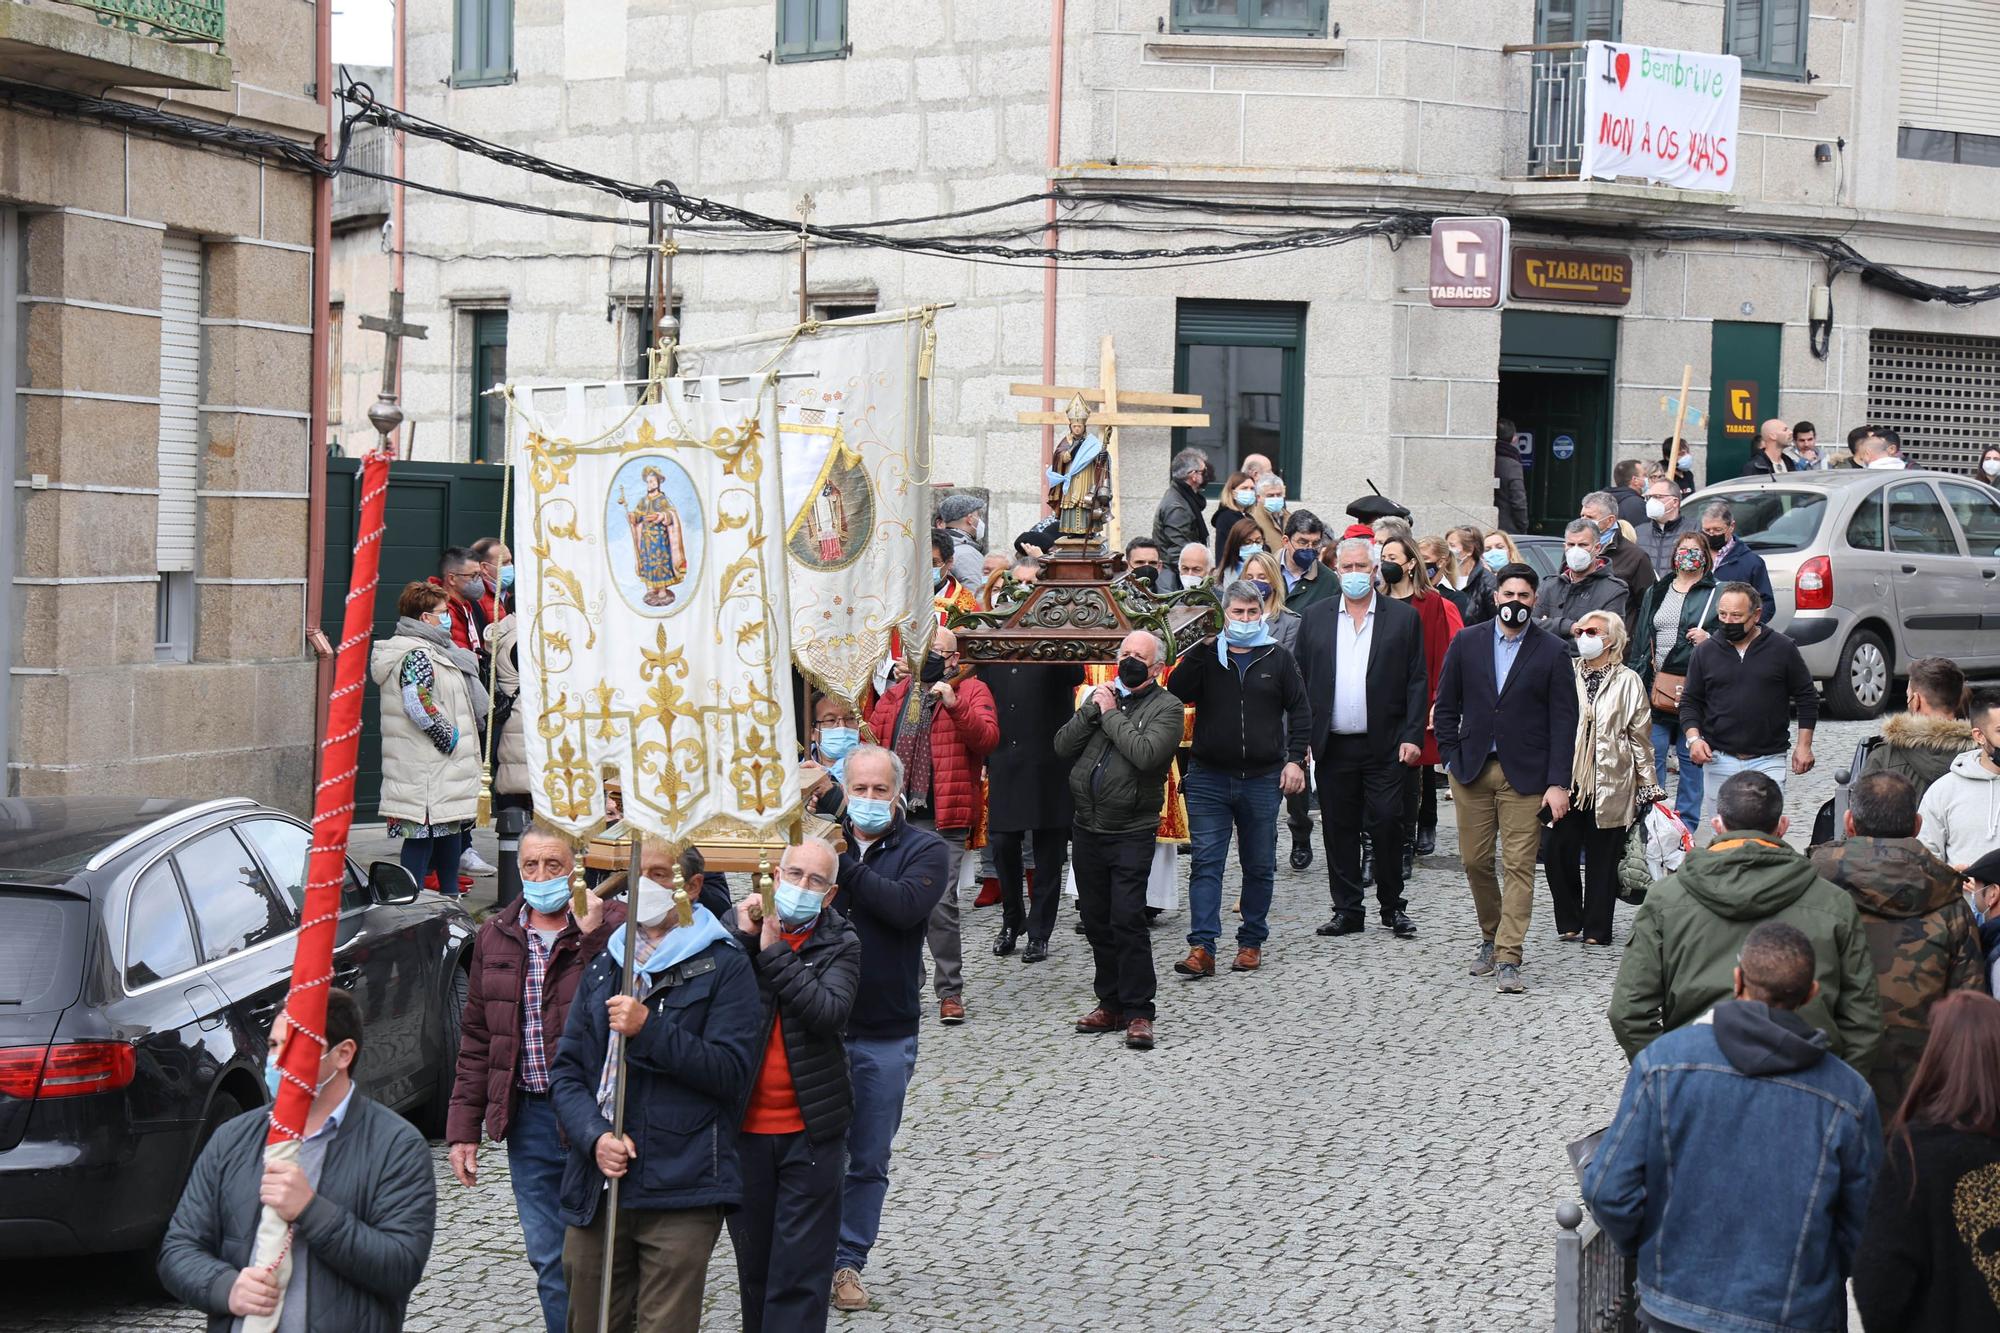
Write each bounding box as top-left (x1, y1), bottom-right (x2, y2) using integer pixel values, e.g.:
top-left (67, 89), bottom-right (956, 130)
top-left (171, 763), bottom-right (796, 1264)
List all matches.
top-left (549, 873), bottom-right (762, 1333)
top-left (827, 743), bottom-right (949, 1315)
top-left (1433, 562), bottom-right (1579, 994)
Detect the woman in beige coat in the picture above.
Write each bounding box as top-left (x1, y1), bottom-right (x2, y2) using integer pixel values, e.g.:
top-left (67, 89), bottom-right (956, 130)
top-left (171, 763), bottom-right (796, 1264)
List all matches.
top-left (1550, 608), bottom-right (1659, 946)
top-left (369, 581), bottom-right (486, 897)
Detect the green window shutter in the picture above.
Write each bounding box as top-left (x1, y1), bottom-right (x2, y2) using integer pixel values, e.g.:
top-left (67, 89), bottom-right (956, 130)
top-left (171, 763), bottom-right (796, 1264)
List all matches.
top-left (1171, 0), bottom-right (1327, 38)
top-left (1725, 0), bottom-right (1807, 80)
top-left (1173, 300), bottom-right (1308, 486)
top-left (777, 0), bottom-right (846, 62)
top-left (453, 0), bottom-right (514, 85)
top-left (1535, 0), bottom-right (1621, 43)
top-left (470, 312), bottom-right (509, 464)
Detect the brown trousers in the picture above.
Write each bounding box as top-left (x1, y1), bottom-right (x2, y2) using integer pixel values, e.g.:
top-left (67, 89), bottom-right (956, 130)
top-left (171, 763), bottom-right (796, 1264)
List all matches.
top-left (563, 1204), bottom-right (724, 1333)
top-left (1450, 757), bottom-right (1545, 967)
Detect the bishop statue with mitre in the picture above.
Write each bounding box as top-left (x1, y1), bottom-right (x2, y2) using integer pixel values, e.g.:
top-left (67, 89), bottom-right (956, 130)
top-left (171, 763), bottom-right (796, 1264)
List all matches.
top-left (1045, 393), bottom-right (1112, 544)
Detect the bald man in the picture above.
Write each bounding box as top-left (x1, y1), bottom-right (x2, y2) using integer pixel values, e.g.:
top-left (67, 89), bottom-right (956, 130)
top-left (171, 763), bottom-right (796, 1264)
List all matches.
top-left (1242, 454), bottom-right (1273, 482)
top-left (1748, 419), bottom-right (1793, 476)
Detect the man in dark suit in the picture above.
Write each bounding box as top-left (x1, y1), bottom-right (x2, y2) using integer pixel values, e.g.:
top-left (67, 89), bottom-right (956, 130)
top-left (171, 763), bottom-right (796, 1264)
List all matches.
top-left (1433, 562), bottom-right (1580, 994)
top-left (1296, 536), bottom-right (1429, 939)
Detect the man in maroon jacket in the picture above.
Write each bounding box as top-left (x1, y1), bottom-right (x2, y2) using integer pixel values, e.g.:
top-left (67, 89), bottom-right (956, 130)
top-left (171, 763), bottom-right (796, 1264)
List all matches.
top-left (868, 626), bottom-right (999, 1026)
top-left (445, 823), bottom-right (621, 1333)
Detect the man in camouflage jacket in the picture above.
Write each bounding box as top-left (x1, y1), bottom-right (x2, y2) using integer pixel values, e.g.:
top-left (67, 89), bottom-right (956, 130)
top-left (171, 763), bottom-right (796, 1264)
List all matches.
top-left (1811, 771), bottom-right (1985, 1117)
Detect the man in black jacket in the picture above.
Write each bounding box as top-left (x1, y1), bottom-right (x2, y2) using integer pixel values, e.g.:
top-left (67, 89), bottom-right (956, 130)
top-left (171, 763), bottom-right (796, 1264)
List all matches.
top-left (1580, 490), bottom-right (1655, 627)
top-left (828, 745), bottom-right (949, 1315)
top-left (1680, 582), bottom-right (1817, 833)
top-left (724, 836), bottom-right (862, 1333)
top-left (158, 989), bottom-right (436, 1333)
top-left (1054, 630), bottom-right (1185, 1051)
top-left (1434, 562), bottom-right (1580, 994)
top-left (1152, 446), bottom-right (1211, 591)
top-left (981, 660), bottom-right (1085, 961)
top-left (1170, 579), bottom-right (1310, 978)
top-left (1295, 536), bottom-right (1429, 939)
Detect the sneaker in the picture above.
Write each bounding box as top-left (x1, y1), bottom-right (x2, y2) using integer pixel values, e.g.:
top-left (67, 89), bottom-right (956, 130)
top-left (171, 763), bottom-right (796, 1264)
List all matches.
top-left (460, 847), bottom-right (497, 877)
top-left (1495, 963), bottom-right (1525, 994)
top-left (831, 1267), bottom-right (868, 1312)
top-left (1468, 940), bottom-right (1496, 976)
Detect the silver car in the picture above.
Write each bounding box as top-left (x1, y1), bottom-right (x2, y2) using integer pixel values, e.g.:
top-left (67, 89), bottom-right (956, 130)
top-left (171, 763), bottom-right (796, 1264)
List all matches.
top-left (1684, 468), bottom-right (2000, 718)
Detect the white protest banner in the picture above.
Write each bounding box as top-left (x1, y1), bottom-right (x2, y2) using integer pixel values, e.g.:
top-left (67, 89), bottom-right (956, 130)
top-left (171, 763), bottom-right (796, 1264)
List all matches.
top-left (677, 308), bottom-right (937, 706)
top-left (1580, 40), bottom-right (1740, 193)
top-left (508, 376), bottom-right (799, 846)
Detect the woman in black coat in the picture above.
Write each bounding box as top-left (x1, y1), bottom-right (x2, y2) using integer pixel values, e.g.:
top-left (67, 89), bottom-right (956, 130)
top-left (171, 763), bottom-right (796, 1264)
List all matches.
top-left (979, 662), bottom-right (1085, 962)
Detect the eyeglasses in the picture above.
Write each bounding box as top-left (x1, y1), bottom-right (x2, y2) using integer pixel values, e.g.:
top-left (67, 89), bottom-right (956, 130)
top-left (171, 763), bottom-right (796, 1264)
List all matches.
top-left (777, 865), bottom-right (832, 892)
top-left (816, 714), bottom-right (860, 729)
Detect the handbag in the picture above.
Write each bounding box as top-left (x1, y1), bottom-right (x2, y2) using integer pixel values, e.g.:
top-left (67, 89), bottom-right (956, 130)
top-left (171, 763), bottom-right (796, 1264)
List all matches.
top-left (1648, 587), bottom-right (1718, 714)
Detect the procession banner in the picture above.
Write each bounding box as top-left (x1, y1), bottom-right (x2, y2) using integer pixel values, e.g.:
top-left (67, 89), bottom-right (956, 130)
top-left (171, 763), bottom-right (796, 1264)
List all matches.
top-left (509, 377), bottom-right (800, 846)
top-left (1580, 40), bottom-right (1740, 193)
top-left (676, 308), bottom-right (936, 702)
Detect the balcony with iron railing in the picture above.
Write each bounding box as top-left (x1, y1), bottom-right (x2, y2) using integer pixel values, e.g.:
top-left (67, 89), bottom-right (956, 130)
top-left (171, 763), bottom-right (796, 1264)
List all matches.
top-left (332, 124), bottom-right (392, 230)
top-left (0, 0), bottom-right (230, 91)
top-left (1507, 42), bottom-right (1592, 180)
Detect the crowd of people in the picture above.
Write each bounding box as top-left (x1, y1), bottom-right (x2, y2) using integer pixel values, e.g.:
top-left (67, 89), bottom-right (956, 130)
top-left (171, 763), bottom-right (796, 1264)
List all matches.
top-left (149, 426), bottom-right (2000, 1333)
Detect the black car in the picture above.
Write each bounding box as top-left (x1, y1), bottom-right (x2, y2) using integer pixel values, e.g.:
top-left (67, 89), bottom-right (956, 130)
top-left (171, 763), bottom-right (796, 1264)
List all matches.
top-left (0, 796), bottom-right (473, 1258)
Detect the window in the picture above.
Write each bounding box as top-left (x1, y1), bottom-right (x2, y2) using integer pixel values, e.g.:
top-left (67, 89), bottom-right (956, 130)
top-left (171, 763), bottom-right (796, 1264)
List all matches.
top-left (343, 860), bottom-right (373, 913)
top-left (1171, 0), bottom-right (1328, 37)
top-left (1867, 330), bottom-right (2000, 472)
top-left (1536, 0), bottom-right (1619, 43)
top-left (125, 862), bottom-right (199, 988)
top-left (1173, 301), bottom-right (1307, 487)
top-left (1941, 481), bottom-right (2000, 558)
top-left (155, 571), bottom-right (193, 663)
top-left (327, 301), bottom-right (344, 426)
top-left (817, 302), bottom-right (876, 323)
top-left (1898, 127), bottom-right (2000, 168)
top-left (776, 0), bottom-right (846, 62)
top-left (1844, 493), bottom-right (1884, 551)
top-left (1887, 482), bottom-right (1960, 557)
top-left (1706, 489), bottom-right (1827, 554)
top-left (236, 818), bottom-right (312, 915)
top-left (453, 0), bottom-right (514, 86)
top-left (470, 311), bottom-right (509, 463)
top-left (158, 233), bottom-right (200, 576)
top-left (1724, 0), bottom-right (1807, 80)
top-left (1900, 0), bottom-right (2000, 149)
top-left (174, 829), bottom-right (295, 963)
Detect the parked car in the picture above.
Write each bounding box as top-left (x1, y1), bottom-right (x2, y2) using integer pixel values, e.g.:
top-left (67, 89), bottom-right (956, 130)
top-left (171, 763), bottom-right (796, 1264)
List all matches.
top-left (1514, 534), bottom-right (1565, 581)
top-left (0, 796), bottom-right (473, 1259)
top-left (1686, 468), bottom-right (2000, 717)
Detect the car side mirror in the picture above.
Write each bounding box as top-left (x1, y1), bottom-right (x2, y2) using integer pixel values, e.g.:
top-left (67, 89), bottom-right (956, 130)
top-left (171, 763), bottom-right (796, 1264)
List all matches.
top-left (368, 860), bottom-right (422, 905)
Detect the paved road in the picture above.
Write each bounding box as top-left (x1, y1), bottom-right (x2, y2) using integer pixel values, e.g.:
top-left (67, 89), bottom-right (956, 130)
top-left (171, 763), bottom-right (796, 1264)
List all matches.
top-left (1, 719), bottom-right (1873, 1332)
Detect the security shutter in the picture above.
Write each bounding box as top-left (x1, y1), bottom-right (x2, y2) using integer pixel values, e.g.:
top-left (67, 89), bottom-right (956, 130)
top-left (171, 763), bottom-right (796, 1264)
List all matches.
top-left (1866, 329), bottom-right (2000, 474)
top-left (1900, 0), bottom-right (2000, 137)
top-left (157, 234), bottom-right (201, 572)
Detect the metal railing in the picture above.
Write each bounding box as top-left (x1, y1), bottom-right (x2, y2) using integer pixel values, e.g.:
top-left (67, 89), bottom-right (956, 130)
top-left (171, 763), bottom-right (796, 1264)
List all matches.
top-left (332, 124), bottom-right (391, 227)
top-left (1555, 1202), bottom-right (1639, 1333)
top-left (1507, 42), bottom-right (1590, 179)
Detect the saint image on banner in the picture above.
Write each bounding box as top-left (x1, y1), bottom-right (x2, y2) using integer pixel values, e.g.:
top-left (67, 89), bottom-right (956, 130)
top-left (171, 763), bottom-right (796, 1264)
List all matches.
top-left (785, 449), bottom-right (875, 573)
top-left (608, 457), bottom-right (703, 615)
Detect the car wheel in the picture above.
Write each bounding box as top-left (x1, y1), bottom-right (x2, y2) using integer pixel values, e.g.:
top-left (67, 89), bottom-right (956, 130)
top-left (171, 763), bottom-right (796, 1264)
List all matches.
top-left (418, 964), bottom-right (468, 1140)
top-left (1826, 628), bottom-right (1891, 720)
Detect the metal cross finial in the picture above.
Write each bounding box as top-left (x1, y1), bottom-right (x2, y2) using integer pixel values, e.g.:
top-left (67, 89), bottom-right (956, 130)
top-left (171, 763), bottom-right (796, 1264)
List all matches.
top-left (357, 289), bottom-right (429, 453)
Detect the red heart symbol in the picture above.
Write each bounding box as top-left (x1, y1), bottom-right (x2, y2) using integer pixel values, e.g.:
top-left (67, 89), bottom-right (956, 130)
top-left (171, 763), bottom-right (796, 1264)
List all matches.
top-left (1614, 51), bottom-right (1631, 90)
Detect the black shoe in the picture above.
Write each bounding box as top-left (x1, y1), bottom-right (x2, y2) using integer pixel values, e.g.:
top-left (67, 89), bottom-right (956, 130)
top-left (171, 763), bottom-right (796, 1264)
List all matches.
top-left (1289, 829), bottom-right (1313, 871)
top-left (1359, 835), bottom-right (1375, 888)
top-left (1316, 915), bottom-right (1365, 937)
top-left (1388, 910), bottom-right (1417, 939)
top-left (1022, 937), bottom-right (1049, 963)
top-left (1400, 842), bottom-right (1415, 883)
top-left (1074, 919), bottom-right (1087, 935)
top-left (993, 928), bottom-right (1018, 957)
top-left (1414, 824), bottom-right (1437, 856)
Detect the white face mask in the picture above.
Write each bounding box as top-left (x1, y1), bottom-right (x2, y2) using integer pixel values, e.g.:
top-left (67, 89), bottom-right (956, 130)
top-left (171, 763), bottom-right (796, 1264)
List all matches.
top-left (1564, 545), bottom-right (1593, 572)
top-left (1644, 498), bottom-right (1668, 521)
top-left (1181, 572), bottom-right (1207, 588)
top-left (633, 875), bottom-right (675, 928)
top-left (1985, 458), bottom-right (2000, 478)
top-left (1575, 633), bottom-right (1605, 660)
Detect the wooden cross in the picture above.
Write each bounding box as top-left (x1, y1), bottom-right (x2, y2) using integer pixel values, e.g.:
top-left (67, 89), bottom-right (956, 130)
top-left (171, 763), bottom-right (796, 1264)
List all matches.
top-left (1012, 333), bottom-right (1208, 550)
top-left (358, 288), bottom-right (428, 403)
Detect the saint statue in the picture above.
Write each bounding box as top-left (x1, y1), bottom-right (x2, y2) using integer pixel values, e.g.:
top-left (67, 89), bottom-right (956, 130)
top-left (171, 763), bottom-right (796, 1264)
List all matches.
top-left (625, 466), bottom-right (688, 607)
top-left (806, 477), bottom-right (850, 563)
top-left (1045, 393), bottom-right (1111, 546)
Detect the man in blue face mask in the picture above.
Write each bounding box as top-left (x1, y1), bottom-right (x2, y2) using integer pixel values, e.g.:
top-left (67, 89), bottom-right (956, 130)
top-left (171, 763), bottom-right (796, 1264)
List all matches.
top-left (443, 824), bottom-right (620, 1333)
top-left (826, 746), bottom-right (949, 1315)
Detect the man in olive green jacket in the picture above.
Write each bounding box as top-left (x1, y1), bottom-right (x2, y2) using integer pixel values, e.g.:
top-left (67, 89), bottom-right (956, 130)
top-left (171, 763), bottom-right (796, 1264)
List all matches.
top-left (1609, 770), bottom-right (1882, 1073)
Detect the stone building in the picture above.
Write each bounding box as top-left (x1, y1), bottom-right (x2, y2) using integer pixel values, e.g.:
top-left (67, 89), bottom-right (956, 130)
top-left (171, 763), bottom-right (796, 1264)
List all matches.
top-left (0, 0), bottom-right (323, 806)
top-left (384, 0), bottom-right (2000, 545)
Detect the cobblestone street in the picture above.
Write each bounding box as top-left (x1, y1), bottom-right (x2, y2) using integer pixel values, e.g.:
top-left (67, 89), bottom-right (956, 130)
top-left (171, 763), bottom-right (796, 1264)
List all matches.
top-left (1, 720), bottom-right (1874, 1332)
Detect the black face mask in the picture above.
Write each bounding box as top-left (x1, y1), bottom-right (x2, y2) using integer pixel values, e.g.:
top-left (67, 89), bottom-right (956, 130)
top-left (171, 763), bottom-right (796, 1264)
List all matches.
top-left (1130, 565), bottom-right (1159, 588)
top-left (1116, 657), bottom-right (1151, 690)
top-left (1496, 601), bottom-right (1530, 627)
top-left (1705, 531), bottom-right (1728, 552)
top-left (1379, 562), bottom-right (1405, 587)
top-left (920, 652), bottom-right (948, 683)
top-left (1720, 620), bottom-right (1750, 643)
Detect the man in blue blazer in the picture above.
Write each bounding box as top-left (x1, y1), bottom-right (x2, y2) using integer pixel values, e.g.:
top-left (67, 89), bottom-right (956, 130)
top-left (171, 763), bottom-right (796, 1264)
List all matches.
top-left (1433, 562), bottom-right (1580, 994)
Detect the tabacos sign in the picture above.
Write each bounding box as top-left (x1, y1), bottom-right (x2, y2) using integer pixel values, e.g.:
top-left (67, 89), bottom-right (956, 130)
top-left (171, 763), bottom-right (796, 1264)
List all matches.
top-left (1581, 41), bottom-right (1741, 194)
top-left (1428, 217), bottom-right (1510, 309)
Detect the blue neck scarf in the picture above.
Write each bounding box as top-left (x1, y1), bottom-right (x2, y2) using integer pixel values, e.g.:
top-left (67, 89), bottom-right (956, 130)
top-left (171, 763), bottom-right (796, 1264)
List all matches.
top-left (606, 904), bottom-right (739, 986)
top-left (1218, 620), bottom-right (1276, 664)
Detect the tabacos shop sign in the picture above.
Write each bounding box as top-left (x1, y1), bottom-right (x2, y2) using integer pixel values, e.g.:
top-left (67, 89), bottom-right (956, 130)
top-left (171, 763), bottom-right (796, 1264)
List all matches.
top-left (1581, 41), bottom-right (1742, 194)
top-left (1723, 381), bottom-right (1758, 437)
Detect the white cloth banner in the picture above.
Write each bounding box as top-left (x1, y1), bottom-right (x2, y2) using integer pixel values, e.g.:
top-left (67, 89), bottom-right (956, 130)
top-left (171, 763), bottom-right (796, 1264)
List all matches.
top-left (508, 377), bottom-right (799, 846)
top-left (1580, 41), bottom-right (1740, 193)
top-left (677, 309), bottom-right (936, 703)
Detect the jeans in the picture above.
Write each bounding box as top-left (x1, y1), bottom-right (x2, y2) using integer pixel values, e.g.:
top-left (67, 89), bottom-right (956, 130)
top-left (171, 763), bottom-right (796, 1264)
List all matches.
top-left (399, 829), bottom-right (465, 896)
top-left (993, 827), bottom-right (1067, 942)
top-left (730, 1130), bottom-right (845, 1333)
top-left (1071, 826), bottom-right (1159, 1019)
top-left (1183, 762), bottom-right (1281, 953)
top-left (1698, 751), bottom-right (1790, 834)
top-left (507, 1092), bottom-right (570, 1333)
top-left (836, 1034), bottom-right (919, 1273)
top-left (1650, 719), bottom-right (1703, 830)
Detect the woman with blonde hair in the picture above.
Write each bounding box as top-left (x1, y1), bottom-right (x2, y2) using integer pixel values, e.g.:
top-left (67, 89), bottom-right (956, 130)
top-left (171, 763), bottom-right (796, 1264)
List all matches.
top-left (1481, 528), bottom-right (1525, 574)
top-left (1554, 608), bottom-right (1658, 945)
top-left (1439, 524), bottom-right (1495, 624)
top-left (1211, 469), bottom-right (1256, 564)
top-left (1240, 549), bottom-right (1300, 655)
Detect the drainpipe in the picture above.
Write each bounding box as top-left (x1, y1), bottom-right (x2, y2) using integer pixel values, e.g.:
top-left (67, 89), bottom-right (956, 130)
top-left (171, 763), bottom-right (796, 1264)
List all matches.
top-left (393, 0), bottom-right (407, 299)
top-left (306, 0), bottom-right (335, 790)
top-left (1041, 0), bottom-right (1066, 476)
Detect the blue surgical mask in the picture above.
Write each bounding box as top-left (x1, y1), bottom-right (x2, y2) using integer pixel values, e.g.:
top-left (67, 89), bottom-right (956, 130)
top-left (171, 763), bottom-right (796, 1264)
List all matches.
top-left (1222, 618), bottom-right (1264, 644)
top-left (521, 874), bottom-right (571, 914)
top-left (267, 1054), bottom-right (330, 1104)
top-left (931, 567), bottom-right (945, 590)
top-left (816, 727), bottom-right (859, 760)
top-left (1233, 487), bottom-right (1256, 507)
top-left (774, 882), bottom-right (824, 926)
top-left (1262, 496), bottom-right (1286, 514)
top-left (1239, 543), bottom-right (1263, 562)
top-left (1595, 524), bottom-right (1614, 548)
top-left (848, 796), bottom-right (894, 834)
top-left (1482, 548), bottom-right (1509, 572)
top-left (1340, 572), bottom-right (1373, 600)
top-left (499, 564), bottom-right (516, 591)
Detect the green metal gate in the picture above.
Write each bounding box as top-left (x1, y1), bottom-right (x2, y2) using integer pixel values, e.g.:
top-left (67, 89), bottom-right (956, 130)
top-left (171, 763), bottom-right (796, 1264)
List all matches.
top-left (321, 458), bottom-right (508, 820)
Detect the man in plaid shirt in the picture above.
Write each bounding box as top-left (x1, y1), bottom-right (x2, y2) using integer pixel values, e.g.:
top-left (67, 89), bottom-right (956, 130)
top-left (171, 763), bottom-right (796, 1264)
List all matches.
top-left (445, 826), bottom-right (621, 1333)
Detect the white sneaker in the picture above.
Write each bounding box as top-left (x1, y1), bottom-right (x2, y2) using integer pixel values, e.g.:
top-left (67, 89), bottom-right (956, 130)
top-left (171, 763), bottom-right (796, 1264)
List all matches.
top-left (460, 847), bottom-right (497, 876)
